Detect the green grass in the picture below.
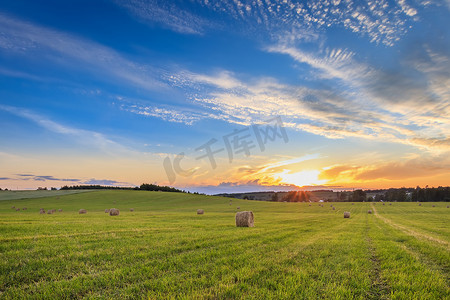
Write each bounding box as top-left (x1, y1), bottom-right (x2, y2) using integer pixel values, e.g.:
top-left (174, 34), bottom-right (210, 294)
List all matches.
top-left (0, 191), bottom-right (449, 299)
top-left (0, 190), bottom-right (93, 201)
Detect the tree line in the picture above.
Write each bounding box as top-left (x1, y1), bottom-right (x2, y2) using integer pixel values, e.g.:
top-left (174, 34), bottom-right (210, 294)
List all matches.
top-left (59, 183), bottom-right (185, 193)
top-left (341, 186), bottom-right (450, 202)
top-left (269, 186), bottom-right (450, 202)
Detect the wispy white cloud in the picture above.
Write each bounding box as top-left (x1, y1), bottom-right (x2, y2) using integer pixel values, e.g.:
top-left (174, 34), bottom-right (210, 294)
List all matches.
top-left (169, 51), bottom-right (449, 152)
top-left (114, 0), bottom-right (427, 46)
top-left (0, 104), bottom-right (136, 156)
top-left (196, 0), bottom-right (427, 46)
top-left (115, 0), bottom-right (213, 35)
top-left (0, 13), bottom-right (166, 91)
top-left (120, 103), bottom-right (214, 125)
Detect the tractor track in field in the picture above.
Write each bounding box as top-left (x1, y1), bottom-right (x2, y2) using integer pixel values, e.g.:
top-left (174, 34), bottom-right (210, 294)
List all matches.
top-left (397, 242), bottom-right (450, 285)
top-left (370, 204), bottom-right (449, 251)
top-left (365, 217), bottom-right (391, 300)
top-left (371, 204), bottom-right (450, 286)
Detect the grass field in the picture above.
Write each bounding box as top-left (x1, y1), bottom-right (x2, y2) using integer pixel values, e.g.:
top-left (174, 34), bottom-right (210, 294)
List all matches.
top-left (0, 190), bottom-right (92, 201)
top-left (1, 191), bottom-right (449, 299)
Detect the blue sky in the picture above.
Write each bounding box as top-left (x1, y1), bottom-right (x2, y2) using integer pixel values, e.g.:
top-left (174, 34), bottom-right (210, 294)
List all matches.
top-left (0, 0), bottom-right (449, 193)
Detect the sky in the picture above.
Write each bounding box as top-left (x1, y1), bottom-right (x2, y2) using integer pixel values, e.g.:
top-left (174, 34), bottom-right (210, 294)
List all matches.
top-left (0, 0), bottom-right (449, 194)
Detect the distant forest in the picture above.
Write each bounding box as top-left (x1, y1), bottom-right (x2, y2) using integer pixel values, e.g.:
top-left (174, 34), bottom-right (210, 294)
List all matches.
top-left (221, 186), bottom-right (450, 202)
top-left (58, 183), bottom-right (186, 193)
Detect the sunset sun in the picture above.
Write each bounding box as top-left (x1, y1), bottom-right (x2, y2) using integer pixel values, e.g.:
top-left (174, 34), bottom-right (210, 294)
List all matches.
top-left (276, 170), bottom-right (327, 188)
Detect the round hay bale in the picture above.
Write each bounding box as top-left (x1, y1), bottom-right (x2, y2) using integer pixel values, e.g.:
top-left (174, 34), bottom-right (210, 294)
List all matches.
top-left (47, 210), bottom-right (53, 214)
top-left (58, 209), bottom-right (63, 212)
top-left (79, 209), bottom-right (87, 214)
top-left (418, 203), bottom-right (422, 206)
top-left (235, 211), bottom-right (254, 227)
top-left (22, 207), bottom-right (27, 210)
top-left (382, 203), bottom-right (385, 205)
top-left (332, 207), bottom-right (335, 210)
top-left (237, 206), bottom-right (240, 210)
top-left (447, 205), bottom-right (449, 208)
top-left (432, 205), bottom-right (435, 207)
top-left (367, 210), bottom-right (372, 214)
top-left (105, 209), bottom-right (110, 213)
top-left (351, 203), bottom-right (354, 205)
top-left (130, 208), bottom-right (134, 212)
top-left (109, 208), bottom-right (119, 216)
top-left (197, 209), bottom-right (204, 215)
top-left (16, 208), bottom-right (20, 211)
top-left (40, 209), bottom-right (46, 214)
top-left (343, 211), bottom-right (350, 218)
top-left (11, 206), bottom-right (15, 209)
top-left (229, 203), bottom-right (232, 206)
top-left (389, 203), bottom-right (392, 205)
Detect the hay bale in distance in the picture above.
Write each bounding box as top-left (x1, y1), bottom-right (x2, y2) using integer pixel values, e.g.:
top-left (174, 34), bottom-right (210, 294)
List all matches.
top-left (332, 207), bottom-right (335, 210)
top-left (109, 208), bottom-right (119, 216)
top-left (235, 211), bottom-right (254, 227)
top-left (105, 209), bottom-right (110, 213)
top-left (418, 203), bottom-right (422, 206)
top-left (40, 210), bottom-right (45, 214)
top-left (130, 208), bottom-right (134, 212)
top-left (432, 205), bottom-right (435, 207)
top-left (237, 206), bottom-right (240, 210)
top-left (197, 209), bottom-right (204, 215)
top-left (16, 208), bottom-right (20, 211)
top-left (47, 210), bottom-right (53, 214)
top-left (344, 211), bottom-right (350, 218)
top-left (367, 210), bottom-right (372, 214)
top-left (79, 209), bottom-right (87, 214)
top-left (11, 206), bottom-right (15, 209)
top-left (22, 207), bottom-right (27, 210)
top-left (58, 209), bottom-right (63, 212)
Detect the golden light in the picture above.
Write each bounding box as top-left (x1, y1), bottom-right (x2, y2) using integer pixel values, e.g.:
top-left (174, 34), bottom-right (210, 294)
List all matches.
top-left (276, 169), bottom-right (327, 187)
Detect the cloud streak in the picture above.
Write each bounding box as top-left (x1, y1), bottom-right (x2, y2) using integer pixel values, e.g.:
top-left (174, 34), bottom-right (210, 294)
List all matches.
top-left (194, 0), bottom-right (426, 46)
top-left (320, 154), bottom-right (450, 183)
top-left (115, 0), bottom-right (212, 34)
top-left (0, 13), bottom-right (167, 91)
top-left (0, 104), bottom-right (137, 156)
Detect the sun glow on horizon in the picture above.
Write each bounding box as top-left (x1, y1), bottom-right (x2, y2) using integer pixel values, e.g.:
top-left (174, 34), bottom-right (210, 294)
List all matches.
top-left (276, 169), bottom-right (328, 187)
